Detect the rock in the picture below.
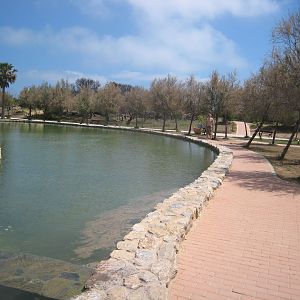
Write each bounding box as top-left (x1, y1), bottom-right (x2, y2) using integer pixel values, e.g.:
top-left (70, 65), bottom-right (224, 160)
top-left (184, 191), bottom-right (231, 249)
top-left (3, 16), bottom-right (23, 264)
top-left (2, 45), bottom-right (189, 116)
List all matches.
top-left (126, 289), bottom-right (149, 300)
top-left (124, 230), bottom-right (146, 241)
top-left (132, 223), bottom-right (145, 232)
top-left (110, 250), bottom-right (135, 261)
top-left (134, 250), bottom-right (157, 269)
top-left (117, 240), bottom-right (139, 252)
top-left (95, 259), bottom-right (126, 273)
top-left (123, 274), bottom-right (142, 289)
top-left (147, 225), bottom-right (168, 238)
top-left (151, 259), bottom-right (174, 282)
top-left (106, 286), bottom-right (128, 300)
top-left (157, 242), bottom-right (176, 262)
top-left (145, 283), bottom-right (167, 300)
top-left (138, 271), bottom-right (158, 284)
top-left (138, 235), bottom-right (160, 250)
top-left (117, 262), bottom-right (139, 277)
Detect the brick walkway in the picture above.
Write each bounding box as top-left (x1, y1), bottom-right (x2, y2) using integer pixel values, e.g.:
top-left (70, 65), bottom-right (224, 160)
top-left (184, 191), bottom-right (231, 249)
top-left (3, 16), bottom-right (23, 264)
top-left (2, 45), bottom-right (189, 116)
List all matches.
top-left (168, 141), bottom-right (300, 300)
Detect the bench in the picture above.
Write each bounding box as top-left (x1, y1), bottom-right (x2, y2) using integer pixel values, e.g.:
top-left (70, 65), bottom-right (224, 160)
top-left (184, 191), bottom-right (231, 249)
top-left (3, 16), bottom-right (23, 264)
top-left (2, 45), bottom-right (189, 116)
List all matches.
top-left (258, 130), bottom-right (273, 138)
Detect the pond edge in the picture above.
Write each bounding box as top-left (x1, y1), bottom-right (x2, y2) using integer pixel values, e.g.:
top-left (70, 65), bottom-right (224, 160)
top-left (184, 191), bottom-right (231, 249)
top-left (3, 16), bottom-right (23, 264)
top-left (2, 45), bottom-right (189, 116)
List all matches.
top-left (1, 119), bottom-right (233, 300)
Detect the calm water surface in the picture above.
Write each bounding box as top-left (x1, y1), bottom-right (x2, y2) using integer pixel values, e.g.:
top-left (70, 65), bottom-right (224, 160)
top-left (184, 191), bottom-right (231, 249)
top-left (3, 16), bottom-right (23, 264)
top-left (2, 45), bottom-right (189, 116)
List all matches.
top-left (0, 123), bottom-right (215, 264)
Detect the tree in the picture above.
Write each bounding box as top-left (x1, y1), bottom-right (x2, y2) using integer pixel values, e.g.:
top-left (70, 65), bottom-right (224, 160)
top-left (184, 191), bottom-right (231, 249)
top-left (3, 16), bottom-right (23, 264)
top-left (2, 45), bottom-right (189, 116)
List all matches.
top-left (73, 78), bottom-right (100, 94)
top-left (76, 87), bottom-right (94, 124)
top-left (183, 75), bottom-right (205, 135)
top-left (221, 72), bottom-right (240, 139)
top-left (123, 87), bottom-right (147, 128)
top-left (205, 71), bottom-right (225, 139)
top-left (150, 78), bottom-right (169, 132)
top-left (244, 65), bottom-right (275, 148)
top-left (273, 11), bottom-right (300, 160)
top-left (19, 87), bottom-right (37, 119)
top-left (94, 83), bottom-right (121, 124)
top-left (150, 75), bottom-right (181, 132)
top-left (0, 63), bottom-right (17, 119)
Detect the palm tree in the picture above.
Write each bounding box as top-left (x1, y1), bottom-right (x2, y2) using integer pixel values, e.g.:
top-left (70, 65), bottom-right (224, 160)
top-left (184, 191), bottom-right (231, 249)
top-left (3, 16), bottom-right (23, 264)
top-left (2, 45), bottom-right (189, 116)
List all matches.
top-left (0, 63), bottom-right (17, 119)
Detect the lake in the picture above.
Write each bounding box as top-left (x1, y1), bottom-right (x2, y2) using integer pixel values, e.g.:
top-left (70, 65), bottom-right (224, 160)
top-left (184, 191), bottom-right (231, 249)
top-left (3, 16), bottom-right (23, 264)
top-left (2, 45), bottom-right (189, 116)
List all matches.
top-left (0, 122), bottom-right (215, 298)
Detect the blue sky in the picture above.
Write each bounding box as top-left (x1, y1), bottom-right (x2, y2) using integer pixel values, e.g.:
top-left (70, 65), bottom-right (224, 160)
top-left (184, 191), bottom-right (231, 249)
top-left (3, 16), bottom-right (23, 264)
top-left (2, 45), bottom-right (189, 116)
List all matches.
top-left (0, 0), bottom-right (299, 94)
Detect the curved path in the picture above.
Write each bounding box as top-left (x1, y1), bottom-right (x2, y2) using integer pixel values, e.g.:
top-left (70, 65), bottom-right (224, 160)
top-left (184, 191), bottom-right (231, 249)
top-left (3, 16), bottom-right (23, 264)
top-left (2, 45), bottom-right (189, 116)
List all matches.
top-left (168, 140), bottom-right (300, 299)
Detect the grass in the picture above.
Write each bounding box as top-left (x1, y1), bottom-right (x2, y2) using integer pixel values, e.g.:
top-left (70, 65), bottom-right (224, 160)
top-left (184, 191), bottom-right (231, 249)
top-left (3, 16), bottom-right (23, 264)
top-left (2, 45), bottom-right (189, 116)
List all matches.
top-left (248, 143), bottom-right (300, 184)
top-left (10, 110), bottom-right (237, 134)
top-left (253, 138), bottom-right (300, 145)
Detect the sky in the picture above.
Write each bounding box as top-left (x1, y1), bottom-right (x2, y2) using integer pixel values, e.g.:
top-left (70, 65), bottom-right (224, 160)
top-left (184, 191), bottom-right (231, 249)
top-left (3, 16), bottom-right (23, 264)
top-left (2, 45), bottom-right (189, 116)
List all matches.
top-left (0, 0), bottom-right (299, 95)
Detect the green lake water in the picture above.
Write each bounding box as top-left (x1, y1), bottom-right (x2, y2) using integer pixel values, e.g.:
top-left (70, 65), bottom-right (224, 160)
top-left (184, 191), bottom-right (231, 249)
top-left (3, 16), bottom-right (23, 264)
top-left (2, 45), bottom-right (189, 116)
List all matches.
top-left (0, 122), bottom-right (215, 298)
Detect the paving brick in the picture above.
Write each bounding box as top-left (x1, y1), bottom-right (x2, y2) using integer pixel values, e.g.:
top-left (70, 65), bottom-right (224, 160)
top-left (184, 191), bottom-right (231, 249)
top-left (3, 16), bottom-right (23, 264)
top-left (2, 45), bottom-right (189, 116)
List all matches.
top-left (168, 140), bottom-right (300, 300)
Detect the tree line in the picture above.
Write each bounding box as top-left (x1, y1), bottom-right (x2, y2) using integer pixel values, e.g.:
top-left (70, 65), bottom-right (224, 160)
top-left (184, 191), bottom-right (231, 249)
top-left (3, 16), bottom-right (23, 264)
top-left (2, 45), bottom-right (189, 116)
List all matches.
top-left (1, 11), bottom-right (300, 160)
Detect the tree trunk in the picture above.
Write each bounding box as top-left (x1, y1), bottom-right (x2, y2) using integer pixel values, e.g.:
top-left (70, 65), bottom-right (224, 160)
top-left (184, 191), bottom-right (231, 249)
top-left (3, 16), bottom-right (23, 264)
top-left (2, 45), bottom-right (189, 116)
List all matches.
top-left (162, 112), bottom-right (166, 132)
top-left (1, 87), bottom-right (5, 119)
top-left (294, 111), bottom-right (300, 141)
top-left (174, 114), bottom-right (178, 132)
top-left (187, 113), bottom-right (195, 136)
top-left (245, 102), bottom-right (271, 148)
top-left (245, 120), bottom-right (264, 148)
top-left (224, 115), bottom-right (228, 139)
top-left (105, 110), bottom-right (109, 124)
top-left (135, 115), bottom-right (138, 128)
top-left (279, 118), bottom-right (300, 160)
top-left (272, 121), bottom-right (279, 145)
top-left (142, 112), bottom-right (146, 128)
top-left (126, 114), bottom-right (133, 125)
top-left (29, 106), bottom-right (32, 120)
top-left (244, 121), bottom-right (249, 137)
top-left (213, 113), bottom-right (218, 140)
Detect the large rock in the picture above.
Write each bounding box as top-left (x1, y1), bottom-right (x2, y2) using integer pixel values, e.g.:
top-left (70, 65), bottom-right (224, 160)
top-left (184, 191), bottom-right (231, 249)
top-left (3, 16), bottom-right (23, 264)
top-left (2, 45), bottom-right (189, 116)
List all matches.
top-left (110, 250), bottom-right (135, 261)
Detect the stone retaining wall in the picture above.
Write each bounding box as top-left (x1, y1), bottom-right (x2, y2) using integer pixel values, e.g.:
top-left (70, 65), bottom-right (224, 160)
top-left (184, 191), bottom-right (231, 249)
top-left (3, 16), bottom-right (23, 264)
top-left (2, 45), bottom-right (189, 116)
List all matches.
top-left (1, 119), bottom-right (233, 300)
top-left (70, 133), bottom-right (233, 300)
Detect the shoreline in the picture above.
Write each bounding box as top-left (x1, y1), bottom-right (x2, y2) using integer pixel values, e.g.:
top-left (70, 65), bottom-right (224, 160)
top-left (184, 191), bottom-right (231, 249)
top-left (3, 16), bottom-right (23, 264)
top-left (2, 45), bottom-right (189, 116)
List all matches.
top-left (0, 118), bottom-right (233, 300)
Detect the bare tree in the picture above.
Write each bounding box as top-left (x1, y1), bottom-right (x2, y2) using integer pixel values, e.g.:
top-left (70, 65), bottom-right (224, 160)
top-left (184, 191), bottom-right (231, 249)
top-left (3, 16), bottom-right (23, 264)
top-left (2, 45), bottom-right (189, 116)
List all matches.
top-left (123, 87), bottom-right (147, 128)
top-left (183, 75), bottom-right (205, 135)
top-left (94, 82), bottom-right (121, 124)
top-left (273, 11), bottom-right (300, 159)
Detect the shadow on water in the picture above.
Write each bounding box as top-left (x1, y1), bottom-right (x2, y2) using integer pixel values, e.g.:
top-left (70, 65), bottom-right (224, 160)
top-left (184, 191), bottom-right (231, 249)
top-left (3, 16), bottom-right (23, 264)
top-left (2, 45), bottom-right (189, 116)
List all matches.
top-left (0, 285), bottom-right (56, 300)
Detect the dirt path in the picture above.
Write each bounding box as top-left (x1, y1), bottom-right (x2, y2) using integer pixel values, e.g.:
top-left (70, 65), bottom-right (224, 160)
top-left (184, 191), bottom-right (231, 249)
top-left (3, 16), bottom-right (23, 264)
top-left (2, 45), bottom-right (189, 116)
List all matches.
top-left (235, 121), bottom-right (251, 137)
top-left (168, 140), bottom-right (300, 300)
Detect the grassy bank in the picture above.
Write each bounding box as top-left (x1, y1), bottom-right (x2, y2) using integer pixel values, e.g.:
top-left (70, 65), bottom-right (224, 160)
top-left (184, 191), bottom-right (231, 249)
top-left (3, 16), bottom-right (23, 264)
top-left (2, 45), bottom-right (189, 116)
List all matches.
top-left (249, 143), bottom-right (300, 184)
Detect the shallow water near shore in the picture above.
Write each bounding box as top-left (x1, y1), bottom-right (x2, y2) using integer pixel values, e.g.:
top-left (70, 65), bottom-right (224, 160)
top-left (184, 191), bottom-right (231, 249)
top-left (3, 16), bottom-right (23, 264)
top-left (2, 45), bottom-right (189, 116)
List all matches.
top-left (0, 122), bottom-right (215, 298)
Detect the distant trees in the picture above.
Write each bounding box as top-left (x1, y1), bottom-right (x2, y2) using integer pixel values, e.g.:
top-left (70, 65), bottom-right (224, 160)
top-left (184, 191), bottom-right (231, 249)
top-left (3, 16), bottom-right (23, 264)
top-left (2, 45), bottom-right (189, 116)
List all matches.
top-left (184, 75), bottom-right (205, 135)
top-left (205, 71), bottom-right (239, 139)
top-left (0, 63), bottom-right (17, 119)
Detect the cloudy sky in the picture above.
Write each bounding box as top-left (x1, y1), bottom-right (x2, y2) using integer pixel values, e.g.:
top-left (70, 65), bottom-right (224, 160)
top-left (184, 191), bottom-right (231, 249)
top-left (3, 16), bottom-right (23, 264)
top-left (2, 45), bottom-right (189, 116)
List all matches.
top-left (0, 0), bottom-right (298, 94)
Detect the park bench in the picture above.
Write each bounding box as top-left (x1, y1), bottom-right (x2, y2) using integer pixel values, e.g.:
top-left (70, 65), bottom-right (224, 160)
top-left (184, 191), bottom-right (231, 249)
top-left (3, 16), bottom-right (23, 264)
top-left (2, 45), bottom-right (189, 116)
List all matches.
top-left (258, 130), bottom-right (273, 138)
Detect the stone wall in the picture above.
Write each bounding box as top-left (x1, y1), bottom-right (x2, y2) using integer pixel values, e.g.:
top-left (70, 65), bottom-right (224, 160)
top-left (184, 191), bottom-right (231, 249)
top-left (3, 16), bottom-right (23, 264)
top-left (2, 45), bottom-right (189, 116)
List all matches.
top-left (71, 132), bottom-right (233, 300)
top-left (1, 119), bottom-right (233, 300)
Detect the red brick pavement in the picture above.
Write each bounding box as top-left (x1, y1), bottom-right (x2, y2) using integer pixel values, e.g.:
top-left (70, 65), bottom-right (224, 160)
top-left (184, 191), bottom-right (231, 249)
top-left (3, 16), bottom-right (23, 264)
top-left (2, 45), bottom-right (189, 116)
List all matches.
top-left (168, 141), bottom-right (300, 300)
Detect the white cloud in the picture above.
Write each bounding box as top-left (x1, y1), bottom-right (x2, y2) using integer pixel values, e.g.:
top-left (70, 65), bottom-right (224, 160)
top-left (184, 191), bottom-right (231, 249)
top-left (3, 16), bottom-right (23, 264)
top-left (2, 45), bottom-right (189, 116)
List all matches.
top-left (0, 0), bottom-right (280, 86)
top-left (23, 70), bottom-right (107, 84)
top-left (127, 0), bottom-right (279, 22)
top-left (69, 0), bottom-right (109, 18)
top-left (0, 24), bottom-right (247, 73)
